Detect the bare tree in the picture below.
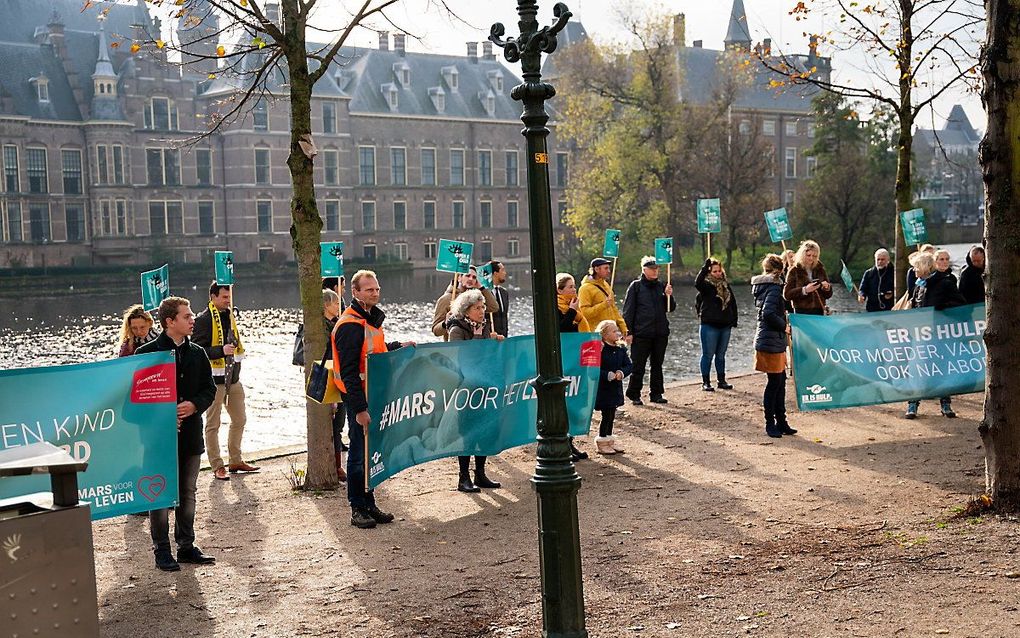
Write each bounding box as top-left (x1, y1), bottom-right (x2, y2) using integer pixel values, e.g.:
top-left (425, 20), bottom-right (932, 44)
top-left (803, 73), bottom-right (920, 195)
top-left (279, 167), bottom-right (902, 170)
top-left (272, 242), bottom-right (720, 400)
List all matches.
top-left (978, 0), bottom-right (1020, 511)
top-left (112, 0), bottom-right (456, 490)
top-left (757, 0), bottom-right (982, 295)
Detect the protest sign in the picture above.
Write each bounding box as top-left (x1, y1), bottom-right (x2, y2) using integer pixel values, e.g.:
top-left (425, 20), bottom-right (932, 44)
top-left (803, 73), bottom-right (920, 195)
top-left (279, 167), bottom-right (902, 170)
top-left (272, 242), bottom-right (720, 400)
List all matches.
top-left (214, 250), bottom-right (235, 285)
top-left (603, 229), bottom-right (621, 258)
top-left (320, 241), bottom-right (344, 278)
top-left (696, 198), bottom-right (722, 234)
top-left (790, 304), bottom-right (985, 411)
top-left (654, 237), bottom-right (674, 265)
top-left (477, 262), bottom-right (495, 289)
top-left (365, 333), bottom-right (602, 488)
top-left (0, 352), bottom-right (180, 519)
top-left (839, 261), bottom-right (856, 294)
top-left (436, 239), bottom-right (473, 274)
top-left (764, 208), bottom-right (793, 243)
top-left (900, 208), bottom-right (929, 246)
top-left (140, 264), bottom-right (170, 312)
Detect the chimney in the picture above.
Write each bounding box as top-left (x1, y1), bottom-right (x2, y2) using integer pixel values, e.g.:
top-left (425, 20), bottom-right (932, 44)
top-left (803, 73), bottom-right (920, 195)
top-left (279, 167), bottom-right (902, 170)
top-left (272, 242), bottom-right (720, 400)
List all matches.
top-left (693, 40), bottom-right (703, 48)
top-left (378, 31), bottom-right (389, 51)
top-left (763, 38), bottom-right (772, 55)
top-left (466, 42), bottom-right (478, 63)
top-left (482, 40), bottom-right (495, 60)
top-left (393, 33), bottom-right (406, 56)
top-left (673, 14), bottom-right (685, 48)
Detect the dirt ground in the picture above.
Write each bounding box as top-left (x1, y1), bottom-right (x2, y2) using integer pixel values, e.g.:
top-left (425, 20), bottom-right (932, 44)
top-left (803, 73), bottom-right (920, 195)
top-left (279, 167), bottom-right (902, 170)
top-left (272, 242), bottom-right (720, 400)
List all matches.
top-left (93, 375), bottom-right (1020, 637)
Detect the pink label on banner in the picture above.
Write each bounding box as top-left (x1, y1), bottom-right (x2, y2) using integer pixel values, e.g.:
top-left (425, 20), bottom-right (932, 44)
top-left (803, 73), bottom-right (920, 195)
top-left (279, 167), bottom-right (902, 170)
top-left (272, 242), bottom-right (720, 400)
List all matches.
top-left (580, 340), bottom-right (603, 367)
top-left (131, 364), bottom-right (177, 403)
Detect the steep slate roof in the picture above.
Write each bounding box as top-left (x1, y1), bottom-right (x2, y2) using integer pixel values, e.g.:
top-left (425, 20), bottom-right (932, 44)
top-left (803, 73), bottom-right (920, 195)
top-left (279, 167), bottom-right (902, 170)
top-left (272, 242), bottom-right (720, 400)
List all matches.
top-left (944, 104), bottom-right (979, 142)
top-left (915, 104), bottom-right (981, 151)
top-left (541, 20), bottom-right (589, 79)
top-left (0, 41), bottom-right (82, 120)
top-left (0, 0), bottom-right (145, 44)
top-left (724, 0), bottom-right (752, 47)
top-left (679, 46), bottom-right (819, 113)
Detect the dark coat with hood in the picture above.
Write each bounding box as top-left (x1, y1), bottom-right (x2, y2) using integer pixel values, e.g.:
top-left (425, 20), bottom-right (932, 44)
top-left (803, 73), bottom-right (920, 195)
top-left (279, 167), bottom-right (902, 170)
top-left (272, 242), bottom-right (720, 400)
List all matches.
top-left (622, 276), bottom-right (677, 338)
top-left (958, 251), bottom-right (986, 304)
top-left (859, 264), bottom-right (895, 312)
top-left (333, 299), bottom-right (403, 415)
top-left (594, 342), bottom-right (633, 410)
top-left (136, 332), bottom-right (217, 458)
top-left (912, 270), bottom-right (966, 310)
top-left (752, 274), bottom-right (788, 354)
top-left (695, 261), bottom-right (738, 328)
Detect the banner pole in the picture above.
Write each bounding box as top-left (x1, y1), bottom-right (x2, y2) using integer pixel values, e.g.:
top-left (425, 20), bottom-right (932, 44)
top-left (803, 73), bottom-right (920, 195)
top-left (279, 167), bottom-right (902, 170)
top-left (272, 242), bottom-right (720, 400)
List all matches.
top-left (781, 239), bottom-right (788, 252)
top-left (667, 263), bottom-right (671, 287)
top-left (609, 257), bottom-right (617, 289)
top-left (707, 233), bottom-right (712, 258)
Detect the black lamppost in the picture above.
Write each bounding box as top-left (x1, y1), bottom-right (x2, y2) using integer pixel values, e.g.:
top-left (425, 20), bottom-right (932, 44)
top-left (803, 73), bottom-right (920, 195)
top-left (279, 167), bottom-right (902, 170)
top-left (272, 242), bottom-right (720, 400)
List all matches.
top-left (490, 3), bottom-right (588, 637)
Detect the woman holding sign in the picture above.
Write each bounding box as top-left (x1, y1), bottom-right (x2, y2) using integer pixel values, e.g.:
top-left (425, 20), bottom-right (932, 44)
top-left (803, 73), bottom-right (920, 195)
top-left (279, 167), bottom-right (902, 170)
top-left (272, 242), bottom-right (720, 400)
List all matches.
top-left (447, 290), bottom-right (505, 493)
top-left (752, 254), bottom-right (796, 439)
top-left (695, 259), bottom-right (738, 391)
top-left (783, 240), bottom-right (832, 315)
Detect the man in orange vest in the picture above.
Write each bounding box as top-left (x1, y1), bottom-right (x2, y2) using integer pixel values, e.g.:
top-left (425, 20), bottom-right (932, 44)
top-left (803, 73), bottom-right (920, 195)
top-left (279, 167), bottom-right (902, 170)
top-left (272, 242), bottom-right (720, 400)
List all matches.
top-left (331, 269), bottom-right (414, 529)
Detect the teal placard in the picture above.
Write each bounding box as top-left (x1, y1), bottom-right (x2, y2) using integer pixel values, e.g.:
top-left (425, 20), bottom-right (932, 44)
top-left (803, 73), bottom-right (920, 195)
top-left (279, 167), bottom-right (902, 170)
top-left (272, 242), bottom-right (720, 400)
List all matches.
top-left (320, 242), bottom-right (345, 278)
top-left (696, 198), bottom-right (722, 234)
top-left (790, 304), bottom-right (986, 411)
top-left (603, 229), bottom-right (621, 258)
top-left (436, 239), bottom-right (473, 274)
top-left (900, 208), bottom-right (929, 246)
top-left (140, 264), bottom-right (170, 312)
top-left (764, 208), bottom-right (793, 243)
top-left (654, 237), bottom-right (673, 265)
top-left (477, 262), bottom-right (495, 289)
top-left (0, 352), bottom-right (180, 519)
top-left (366, 333), bottom-right (602, 488)
top-left (214, 250), bottom-right (235, 285)
top-left (839, 261), bottom-right (855, 293)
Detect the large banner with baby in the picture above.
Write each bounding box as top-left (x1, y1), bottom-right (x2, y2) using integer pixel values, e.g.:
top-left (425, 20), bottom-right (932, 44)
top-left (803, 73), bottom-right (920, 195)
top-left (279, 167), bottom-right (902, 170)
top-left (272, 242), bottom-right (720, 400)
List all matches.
top-left (790, 304), bottom-right (986, 411)
top-left (365, 333), bottom-right (602, 488)
top-left (0, 352), bottom-right (180, 519)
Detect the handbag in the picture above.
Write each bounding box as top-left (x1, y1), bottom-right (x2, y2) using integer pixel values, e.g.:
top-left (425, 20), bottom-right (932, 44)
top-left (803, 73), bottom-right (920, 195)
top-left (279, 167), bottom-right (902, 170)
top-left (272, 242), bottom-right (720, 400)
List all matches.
top-left (891, 292), bottom-right (912, 311)
top-left (305, 349), bottom-right (341, 404)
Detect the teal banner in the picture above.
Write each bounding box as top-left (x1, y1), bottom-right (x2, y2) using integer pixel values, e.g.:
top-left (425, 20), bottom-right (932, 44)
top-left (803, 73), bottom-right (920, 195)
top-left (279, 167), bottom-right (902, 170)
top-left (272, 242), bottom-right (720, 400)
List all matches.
top-left (214, 250), bottom-right (235, 285)
top-left (764, 208), bottom-right (793, 243)
top-left (0, 352), bottom-right (180, 519)
top-left (790, 304), bottom-right (986, 411)
top-left (320, 241), bottom-right (344, 278)
top-left (900, 208), bottom-right (929, 246)
top-left (365, 333), bottom-right (603, 488)
top-left (140, 264), bottom-right (169, 312)
top-left (603, 229), bottom-right (621, 258)
top-left (654, 237), bottom-right (673, 265)
top-left (697, 198), bottom-right (722, 234)
top-left (436, 239), bottom-right (473, 274)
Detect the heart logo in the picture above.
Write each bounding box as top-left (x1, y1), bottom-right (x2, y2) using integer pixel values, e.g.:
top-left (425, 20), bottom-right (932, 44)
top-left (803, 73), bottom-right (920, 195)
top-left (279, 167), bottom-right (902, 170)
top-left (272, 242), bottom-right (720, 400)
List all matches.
top-left (137, 475), bottom-right (167, 502)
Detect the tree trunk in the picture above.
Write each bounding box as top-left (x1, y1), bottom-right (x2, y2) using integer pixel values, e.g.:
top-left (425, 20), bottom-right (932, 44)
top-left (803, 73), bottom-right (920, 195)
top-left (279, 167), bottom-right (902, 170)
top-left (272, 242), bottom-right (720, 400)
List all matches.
top-left (978, 0), bottom-right (1020, 511)
top-left (283, 4), bottom-right (337, 491)
top-left (893, 100), bottom-right (914, 298)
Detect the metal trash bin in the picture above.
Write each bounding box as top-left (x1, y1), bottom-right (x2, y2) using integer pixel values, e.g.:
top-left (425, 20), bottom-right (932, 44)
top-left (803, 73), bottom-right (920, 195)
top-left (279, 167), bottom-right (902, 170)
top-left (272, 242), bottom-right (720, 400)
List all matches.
top-left (0, 442), bottom-right (100, 638)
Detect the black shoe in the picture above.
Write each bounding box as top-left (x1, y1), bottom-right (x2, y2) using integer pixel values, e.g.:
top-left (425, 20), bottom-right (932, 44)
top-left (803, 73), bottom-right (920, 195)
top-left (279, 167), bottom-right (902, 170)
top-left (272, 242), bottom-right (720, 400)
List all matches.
top-left (154, 551), bottom-right (181, 572)
top-left (717, 380), bottom-right (734, 390)
top-left (650, 396), bottom-right (668, 404)
top-left (778, 423), bottom-right (798, 435)
top-left (458, 475), bottom-right (481, 493)
top-left (177, 546), bottom-right (216, 565)
top-left (627, 395), bottom-right (643, 405)
top-left (474, 471), bottom-right (502, 489)
top-left (365, 505), bottom-right (395, 524)
top-left (940, 400), bottom-right (957, 418)
top-left (351, 508), bottom-right (377, 528)
top-left (701, 382), bottom-right (715, 392)
top-left (569, 442), bottom-right (589, 461)
top-left (765, 426), bottom-right (783, 439)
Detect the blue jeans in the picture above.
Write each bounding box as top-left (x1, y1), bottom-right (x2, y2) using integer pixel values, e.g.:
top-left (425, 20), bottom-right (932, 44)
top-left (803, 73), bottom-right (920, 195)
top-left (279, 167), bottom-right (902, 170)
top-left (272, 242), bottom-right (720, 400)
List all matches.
top-left (345, 403), bottom-right (376, 509)
top-left (700, 324), bottom-right (732, 380)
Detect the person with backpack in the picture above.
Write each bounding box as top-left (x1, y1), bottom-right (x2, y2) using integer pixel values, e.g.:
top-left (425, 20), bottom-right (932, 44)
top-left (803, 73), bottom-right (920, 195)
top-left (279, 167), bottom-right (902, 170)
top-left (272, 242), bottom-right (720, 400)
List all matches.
top-left (694, 258), bottom-right (738, 391)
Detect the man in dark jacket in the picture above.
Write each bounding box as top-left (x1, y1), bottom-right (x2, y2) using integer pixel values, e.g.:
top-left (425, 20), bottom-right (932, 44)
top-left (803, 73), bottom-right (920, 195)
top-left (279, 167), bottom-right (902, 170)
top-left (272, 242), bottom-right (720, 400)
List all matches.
top-left (858, 248), bottom-right (895, 312)
top-left (488, 260), bottom-right (510, 338)
top-left (137, 296), bottom-right (217, 572)
top-left (332, 270), bottom-right (414, 529)
top-left (958, 245), bottom-right (986, 305)
top-left (622, 256), bottom-right (676, 405)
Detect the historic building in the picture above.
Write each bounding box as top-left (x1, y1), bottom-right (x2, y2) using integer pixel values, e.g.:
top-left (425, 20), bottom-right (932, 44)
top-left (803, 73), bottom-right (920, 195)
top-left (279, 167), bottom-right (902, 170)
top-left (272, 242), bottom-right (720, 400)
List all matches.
top-left (0, 0), bottom-right (569, 268)
top-left (914, 104), bottom-right (983, 228)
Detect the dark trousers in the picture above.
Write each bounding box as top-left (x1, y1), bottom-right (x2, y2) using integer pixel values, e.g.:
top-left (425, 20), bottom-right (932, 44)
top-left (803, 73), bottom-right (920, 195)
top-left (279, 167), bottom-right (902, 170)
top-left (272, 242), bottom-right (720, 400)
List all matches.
top-left (150, 453), bottom-right (201, 553)
top-left (331, 402), bottom-right (347, 453)
top-left (763, 372), bottom-right (788, 422)
top-left (599, 407), bottom-right (617, 438)
top-left (458, 455), bottom-right (488, 475)
top-left (627, 336), bottom-right (668, 399)
top-left (346, 406), bottom-right (376, 509)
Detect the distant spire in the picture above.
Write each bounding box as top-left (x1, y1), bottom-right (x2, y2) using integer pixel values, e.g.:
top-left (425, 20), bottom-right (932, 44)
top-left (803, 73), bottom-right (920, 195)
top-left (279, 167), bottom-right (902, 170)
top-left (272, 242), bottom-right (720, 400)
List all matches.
top-left (945, 104), bottom-right (979, 142)
top-left (724, 0), bottom-right (751, 51)
top-left (93, 15), bottom-right (116, 78)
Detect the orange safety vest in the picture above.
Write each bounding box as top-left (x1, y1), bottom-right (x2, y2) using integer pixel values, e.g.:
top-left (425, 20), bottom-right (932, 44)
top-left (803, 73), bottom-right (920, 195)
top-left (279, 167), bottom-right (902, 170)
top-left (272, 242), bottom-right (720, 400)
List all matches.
top-left (331, 306), bottom-right (387, 393)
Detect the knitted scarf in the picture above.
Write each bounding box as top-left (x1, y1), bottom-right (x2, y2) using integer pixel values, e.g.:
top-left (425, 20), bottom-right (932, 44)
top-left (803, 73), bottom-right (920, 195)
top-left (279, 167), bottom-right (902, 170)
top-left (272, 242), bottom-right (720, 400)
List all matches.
top-left (707, 273), bottom-right (732, 309)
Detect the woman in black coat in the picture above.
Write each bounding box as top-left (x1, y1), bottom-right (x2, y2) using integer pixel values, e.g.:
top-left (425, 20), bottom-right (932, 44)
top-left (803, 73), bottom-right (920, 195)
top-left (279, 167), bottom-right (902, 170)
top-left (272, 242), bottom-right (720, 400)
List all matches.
top-left (593, 320), bottom-right (633, 455)
top-left (905, 252), bottom-right (966, 419)
top-left (751, 254), bottom-right (796, 439)
top-left (695, 258), bottom-right (738, 391)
